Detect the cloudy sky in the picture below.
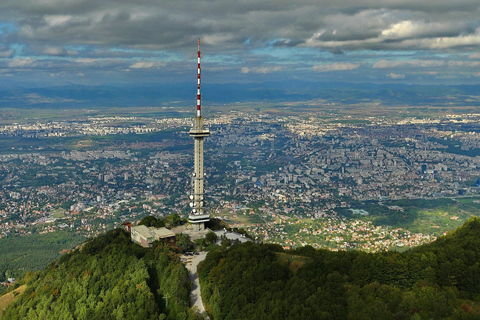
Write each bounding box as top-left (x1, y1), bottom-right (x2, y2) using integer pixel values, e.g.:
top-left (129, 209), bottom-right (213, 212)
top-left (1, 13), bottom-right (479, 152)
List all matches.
top-left (1, 0), bottom-right (480, 87)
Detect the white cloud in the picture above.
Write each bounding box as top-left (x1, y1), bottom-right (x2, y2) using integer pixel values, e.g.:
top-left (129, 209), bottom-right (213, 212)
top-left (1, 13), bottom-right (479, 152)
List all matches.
top-left (372, 60), bottom-right (403, 68)
top-left (43, 46), bottom-right (78, 56)
top-left (75, 58), bottom-right (98, 64)
top-left (381, 21), bottom-right (417, 38)
top-left (129, 61), bottom-right (166, 69)
top-left (43, 47), bottom-right (65, 56)
top-left (8, 58), bottom-right (35, 68)
top-left (2, 1), bottom-right (479, 52)
top-left (388, 73), bottom-right (405, 79)
top-left (202, 34), bottom-right (235, 46)
top-left (469, 53), bottom-right (480, 59)
top-left (381, 20), bottom-right (455, 40)
top-left (468, 53), bottom-right (480, 59)
top-left (0, 0), bottom-right (479, 85)
top-left (373, 59), bottom-right (480, 70)
top-left (408, 32), bottom-right (480, 49)
top-left (0, 49), bottom-right (14, 58)
top-left (313, 63), bottom-right (359, 72)
top-left (447, 61), bottom-right (480, 67)
top-left (373, 60), bottom-right (444, 68)
top-left (241, 66), bottom-right (283, 74)
top-left (44, 15), bottom-right (74, 27)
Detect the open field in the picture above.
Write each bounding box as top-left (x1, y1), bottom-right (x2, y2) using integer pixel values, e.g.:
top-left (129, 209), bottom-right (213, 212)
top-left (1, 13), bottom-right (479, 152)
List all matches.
top-left (0, 285), bottom-right (26, 316)
top-left (0, 106), bottom-right (192, 124)
top-left (215, 209), bottom-right (265, 227)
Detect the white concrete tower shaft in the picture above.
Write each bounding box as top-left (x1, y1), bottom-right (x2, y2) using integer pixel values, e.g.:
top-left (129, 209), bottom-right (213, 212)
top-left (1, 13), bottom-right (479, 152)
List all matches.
top-left (189, 38), bottom-right (210, 231)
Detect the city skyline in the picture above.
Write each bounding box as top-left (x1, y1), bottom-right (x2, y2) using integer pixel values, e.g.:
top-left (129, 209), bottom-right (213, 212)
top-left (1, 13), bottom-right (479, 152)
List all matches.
top-left (0, 1), bottom-right (480, 88)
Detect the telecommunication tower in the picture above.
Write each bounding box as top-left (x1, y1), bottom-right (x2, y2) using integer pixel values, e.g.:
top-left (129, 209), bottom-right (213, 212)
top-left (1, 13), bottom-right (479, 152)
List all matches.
top-left (188, 39), bottom-right (210, 231)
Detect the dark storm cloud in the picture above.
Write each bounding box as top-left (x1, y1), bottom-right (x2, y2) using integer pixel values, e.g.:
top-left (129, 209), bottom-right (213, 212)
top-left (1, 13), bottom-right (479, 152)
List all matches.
top-left (0, 0), bottom-right (480, 86)
top-left (0, 0), bottom-right (477, 52)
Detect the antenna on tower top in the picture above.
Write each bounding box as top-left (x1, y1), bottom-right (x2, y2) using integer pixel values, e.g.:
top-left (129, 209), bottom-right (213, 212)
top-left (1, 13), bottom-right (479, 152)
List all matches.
top-left (196, 38), bottom-right (201, 117)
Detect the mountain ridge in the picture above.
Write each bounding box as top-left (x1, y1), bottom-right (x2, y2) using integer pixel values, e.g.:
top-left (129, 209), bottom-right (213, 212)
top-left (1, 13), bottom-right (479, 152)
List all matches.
top-left (1, 81), bottom-right (480, 108)
top-left (3, 218), bottom-right (480, 319)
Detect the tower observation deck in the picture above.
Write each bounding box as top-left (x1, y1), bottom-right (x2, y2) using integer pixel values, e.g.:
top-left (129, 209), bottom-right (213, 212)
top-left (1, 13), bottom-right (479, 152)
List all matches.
top-left (188, 39), bottom-right (210, 231)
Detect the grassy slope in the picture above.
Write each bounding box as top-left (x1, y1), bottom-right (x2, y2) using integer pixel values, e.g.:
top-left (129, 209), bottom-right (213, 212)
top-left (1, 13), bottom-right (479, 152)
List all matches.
top-left (0, 285), bottom-right (26, 317)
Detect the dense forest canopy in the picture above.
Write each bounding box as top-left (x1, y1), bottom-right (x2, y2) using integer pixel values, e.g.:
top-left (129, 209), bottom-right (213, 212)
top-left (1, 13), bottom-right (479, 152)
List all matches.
top-left (4, 218), bottom-right (480, 319)
top-left (198, 217), bottom-right (480, 320)
top-left (0, 229), bottom-right (203, 320)
top-left (0, 231), bottom-right (86, 284)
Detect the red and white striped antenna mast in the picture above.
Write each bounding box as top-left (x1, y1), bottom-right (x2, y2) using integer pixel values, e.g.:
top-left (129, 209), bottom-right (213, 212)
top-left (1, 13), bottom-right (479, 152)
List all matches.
top-left (196, 38), bottom-right (201, 117)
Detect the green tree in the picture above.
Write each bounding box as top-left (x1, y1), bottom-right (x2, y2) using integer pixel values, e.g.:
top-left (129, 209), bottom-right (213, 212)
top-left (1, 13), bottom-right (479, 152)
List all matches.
top-left (204, 231), bottom-right (218, 245)
top-left (165, 214), bottom-right (182, 228)
top-left (139, 216), bottom-right (165, 228)
top-left (1, 229), bottom-right (202, 320)
top-left (175, 233), bottom-right (194, 252)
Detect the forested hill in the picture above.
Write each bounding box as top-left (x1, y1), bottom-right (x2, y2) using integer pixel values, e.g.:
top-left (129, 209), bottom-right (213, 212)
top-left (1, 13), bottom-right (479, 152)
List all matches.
top-left (4, 219), bottom-right (480, 320)
top-left (199, 217), bottom-right (480, 320)
top-left (0, 229), bottom-right (203, 320)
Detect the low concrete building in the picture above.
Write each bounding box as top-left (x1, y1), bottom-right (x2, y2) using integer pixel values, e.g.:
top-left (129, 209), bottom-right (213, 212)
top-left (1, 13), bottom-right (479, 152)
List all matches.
top-left (151, 227), bottom-right (176, 241)
top-left (131, 225), bottom-right (176, 247)
top-left (131, 225), bottom-right (154, 247)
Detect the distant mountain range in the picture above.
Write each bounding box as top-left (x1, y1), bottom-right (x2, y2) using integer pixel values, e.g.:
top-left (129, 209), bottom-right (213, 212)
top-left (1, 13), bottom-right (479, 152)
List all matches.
top-left (0, 81), bottom-right (479, 109)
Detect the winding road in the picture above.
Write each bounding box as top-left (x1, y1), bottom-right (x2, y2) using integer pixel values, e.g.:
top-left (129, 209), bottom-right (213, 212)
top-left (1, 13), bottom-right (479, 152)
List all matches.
top-left (183, 252), bottom-right (207, 314)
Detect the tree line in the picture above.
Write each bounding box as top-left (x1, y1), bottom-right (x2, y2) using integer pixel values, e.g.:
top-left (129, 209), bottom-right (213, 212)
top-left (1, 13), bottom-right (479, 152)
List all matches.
top-left (1, 229), bottom-right (203, 320)
top-left (198, 217), bottom-right (480, 320)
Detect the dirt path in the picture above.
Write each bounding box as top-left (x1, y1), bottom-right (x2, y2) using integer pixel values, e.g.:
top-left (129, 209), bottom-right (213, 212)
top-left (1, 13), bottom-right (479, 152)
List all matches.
top-left (183, 252), bottom-right (207, 314)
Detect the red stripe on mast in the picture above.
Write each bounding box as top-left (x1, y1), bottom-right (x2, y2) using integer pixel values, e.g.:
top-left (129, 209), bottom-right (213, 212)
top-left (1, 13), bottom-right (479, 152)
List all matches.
top-left (197, 39), bottom-right (201, 115)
